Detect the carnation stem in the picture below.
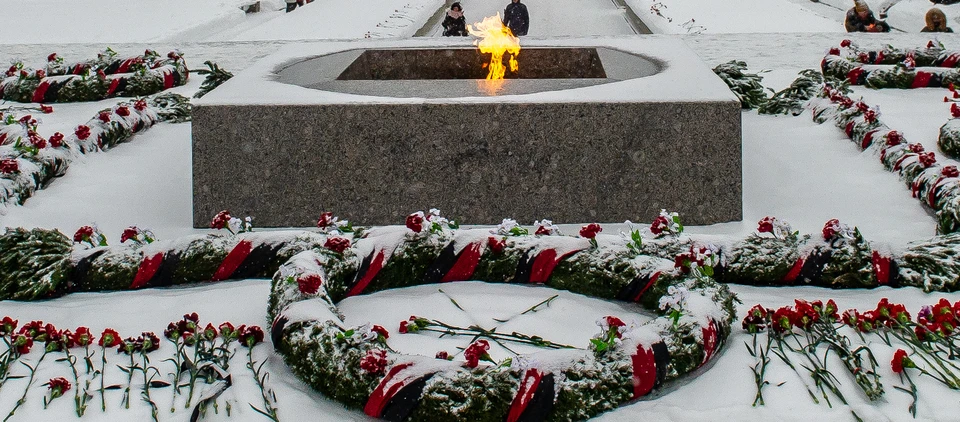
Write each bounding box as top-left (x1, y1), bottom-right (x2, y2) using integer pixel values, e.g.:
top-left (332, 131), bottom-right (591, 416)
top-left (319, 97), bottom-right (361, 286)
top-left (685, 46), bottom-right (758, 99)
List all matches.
top-left (246, 346), bottom-right (279, 422)
top-left (100, 345), bottom-right (108, 411)
top-left (4, 350), bottom-right (48, 422)
top-left (122, 353), bottom-right (137, 409)
top-left (893, 370), bottom-right (919, 418)
top-left (140, 353), bottom-right (159, 422)
top-left (62, 347), bottom-right (89, 416)
top-left (771, 336), bottom-right (819, 404)
top-left (422, 320), bottom-right (576, 349)
top-left (169, 340), bottom-right (184, 413)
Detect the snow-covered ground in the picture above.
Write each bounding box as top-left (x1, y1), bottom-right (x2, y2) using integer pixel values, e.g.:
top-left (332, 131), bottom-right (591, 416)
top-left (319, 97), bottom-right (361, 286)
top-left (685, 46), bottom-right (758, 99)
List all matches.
top-left (4, 0), bottom-right (960, 421)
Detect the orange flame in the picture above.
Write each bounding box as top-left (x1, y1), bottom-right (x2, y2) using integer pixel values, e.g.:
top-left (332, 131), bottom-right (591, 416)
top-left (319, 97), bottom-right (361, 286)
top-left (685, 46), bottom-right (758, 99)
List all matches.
top-left (467, 14), bottom-right (520, 80)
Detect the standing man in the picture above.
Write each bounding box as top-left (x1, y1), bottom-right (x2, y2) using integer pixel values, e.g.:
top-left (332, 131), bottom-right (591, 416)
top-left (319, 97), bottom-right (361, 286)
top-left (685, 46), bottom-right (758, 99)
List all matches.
top-left (503, 0), bottom-right (529, 36)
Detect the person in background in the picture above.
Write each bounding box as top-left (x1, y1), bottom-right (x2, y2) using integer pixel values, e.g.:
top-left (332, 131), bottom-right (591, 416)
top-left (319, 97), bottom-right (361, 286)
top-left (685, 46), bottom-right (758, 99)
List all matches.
top-left (442, 2), bottom-right (468, 36)
top-left (922, 8), bottom-right (954, 32)
top-left (845, 0), bottom-right (891, 32)
top-left (285, 0), bottom-right (300, 13)
top-left (503, 0), bottom-right (529, 36)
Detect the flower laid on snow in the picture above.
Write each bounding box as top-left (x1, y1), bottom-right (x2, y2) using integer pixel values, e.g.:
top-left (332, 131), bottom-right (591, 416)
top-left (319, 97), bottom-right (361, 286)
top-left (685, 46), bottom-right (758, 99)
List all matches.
top-left (201, 324), bottom-right (218, 342)
top-left (435, 351), bottom-right (451, 360)
top-left (952, 103), bottom-right (960, 118)
top-left (44, 377), bottom-right (71, 408)
top-left (98, 329), bottom-right (121, 348)
top-left (12, 334), bottom-right (33, 355)
top-left (115, 106), bottom-right (130, 117)
top-left (46, 53), bottom-right (58, 62)
top-left (323, 236), bottom-right (350, 254)
top-left (534, 219), bottom-right (559, 236)
top-left (34, 69), bottom-right (45, 79)
top-left (296, 274), bottom-right (323, 295)
top-left (371, 325), bottom-right (389, 341)
top-left (40, 104), bottom-right (53, 114)
top-left (494, 218), bottom-right (528, 236)
top-left (892, 349), bottom-right (911, 374)
top-left (821, 219), bottom-right (855, 242)
top-left (73, 225), bottom-right (107, 248)
top-left (918, 152), bottom-right (937, 168)
top-left (405, 211), bottom-right (425, 233)
top-left (239, 325), bottom-right (264, 347)
top-left (944, 166), bottom-right (960, 179)
top-left (134, 99), bottom-right (147, 112)
top-left (219, 322), bottom-right (237, 342)
top-left (75, 125), bottom-right (91, 140)
top-left (316, 211), bottom-right (353, 234)
top-left (119, 226), bottom-right (156, 245)
top-left (463, 340), bottom-right (493, 368)
top-left (48, 132), bottom-right (64, 148)
top-left (886, 131), bottom-right (903, 146)
top-left (72, 327), bottom-right (94, 347)
top-left (98, 111), bottom-right (112, 124)
top-left (0, 158), bottom-right (18, 175)
top-left (742, 305), bottom-right (770, 333)
top-left (841, 39), bottom-right (852, 48)
top-left (0, 317), bottom-right (17, 336)
top-left (650, 209), bottom-right (683, 237)
top-left (359, 349), bottom-right (388, 374)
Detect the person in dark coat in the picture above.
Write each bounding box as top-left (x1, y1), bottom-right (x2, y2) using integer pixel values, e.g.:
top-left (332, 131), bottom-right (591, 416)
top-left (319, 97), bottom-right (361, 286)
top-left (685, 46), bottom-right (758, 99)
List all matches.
top-left (845, 0), bottom-right (891, 32)
top-left (442, 2), bottom-right (468, 36)
top-left (922, 7), bottom-right (954, 32)
top-left (503, 0), bottom-right (529, 36)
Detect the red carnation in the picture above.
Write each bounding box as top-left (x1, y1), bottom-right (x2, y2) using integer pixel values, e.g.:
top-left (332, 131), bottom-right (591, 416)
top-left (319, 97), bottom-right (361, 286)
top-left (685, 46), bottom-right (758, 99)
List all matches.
top-left (579, 223), bottom-right (602, 239)
top-left (772, 306), bottom-right (794, 333)
top-left (435, 351), bottom-right (449, 360)
top-left (742, 304), bottom-right (769, 333)
top-left (398, 320), bottom-right (408, 334)
top-left (72, 327), bottom-right (94, 347)
top-left (12, 334), bottom-right (33, 354)
top-left (919, 152), bottom-right (937, 168)
top-left (822, 219), bottom-right (841, 241)
top-left (487, 236), bottom-right (505, 254)
top-left (238, 325), bottom-right (264, 347)
top-left (75, 125), bottom-right (91, 140)
top-left (73, 225), bottom-right (94, 243)
top-left (28, 131), bottom-right (46, 149)
top-left (359, 349), bottom-right (388, 374)
top-left (18, 115), bottom-right (33, 126)
top-left (210, 210), bottom-right (232, 229)
top-left (0, 159), bottom-right (18, 175)
top-left (316, 212), bottom-right (335, 228)
top-left (886, 131), bottom-right (902, 146)
top-left (19, 70), bottom-right (27, 78)
top-left (120, 227), bottom-right (139, 243)
top-left (828, 47), bottom-right (840, 56)
top-left (324, 236), bottom-right (350, 254)
top-left (48, 377), bottom-right (71, 399)
top-left (371, 325), bottom-right (389, 340)
top-left (650, 215), bottom-right (670, 235)
top-left (757, 216), bottom-right (774, 233)
top-left (943, 166), bottom-right (960, 178)
top-left (892, 349), bottom-right (909, 373)
top-left (5, 65), bottom-right (15, 77)
top-left (99, 328), bottom-right (121, 348)
top-left (909, 143), bottom-right (925, 154)
top-left (98, 111), bottom-right (111, 123)
top-left (929, 40), bottom-right (937, 49)
top-left (134, 99), bottom-right (147, 111)
top-left (605, 316), bottom-right (625, 328)
top-left (35, 69), bottom-right (45, 79)
top-left (405, 212), bottom-right (424, 233)
top-left (840, 39), bottom-right (852, 47)
top-left (141, 332), bottom-right (161, 352)
top-left (202, 324), bottom-right (218, 341)
top-left (463, 340), bottom-right (491, 368)
top-left (0, 317), bottom-right (17, 336)
top-left (47, 53), bottom-right (58, 62)
top-left (534, 225), bottom-right (552, 235)
top-left (218, 322), bottom-right (236, 340)
top-left (115, 106), bottom-right (130, 117)
top-left (953, 103), bottom-right (960, 119)
top-left (296, 274), bottom-right (323, 295)
top-left (40, 104), bottom-right (53, 114)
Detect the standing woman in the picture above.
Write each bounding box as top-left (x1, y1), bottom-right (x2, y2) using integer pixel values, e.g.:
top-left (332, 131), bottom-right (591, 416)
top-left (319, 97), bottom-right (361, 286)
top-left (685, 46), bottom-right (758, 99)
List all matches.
top-left (442, 2), bottom-right (468, 36)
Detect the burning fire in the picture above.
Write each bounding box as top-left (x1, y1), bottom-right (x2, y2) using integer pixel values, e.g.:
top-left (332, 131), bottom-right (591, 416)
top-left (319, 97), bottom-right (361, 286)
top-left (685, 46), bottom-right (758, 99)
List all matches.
top-left (468, 14), bottom-right (520, 80)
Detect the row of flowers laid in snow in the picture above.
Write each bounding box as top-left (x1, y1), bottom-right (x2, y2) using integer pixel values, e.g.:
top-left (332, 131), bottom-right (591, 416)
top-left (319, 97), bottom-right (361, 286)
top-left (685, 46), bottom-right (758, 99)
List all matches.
top-left (821, 40), bottom-right (960, 89)
top-left (5, 207), bottom-right (960, 420)
top-left (743, 296), bottom-right (960, 418)
top-left (0, 314), bottom-right (271, 422)
top-left (808, 84), bottom-right (960, 235)
top-left (0, 48), bottom-right (188, 103)
top-left (0, 92), bottom-right (191, 209)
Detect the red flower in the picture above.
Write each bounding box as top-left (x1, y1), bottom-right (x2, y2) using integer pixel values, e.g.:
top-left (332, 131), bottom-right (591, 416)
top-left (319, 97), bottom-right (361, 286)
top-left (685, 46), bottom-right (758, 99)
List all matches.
top-left (885, 131), bottom-right (902, 146)
top-left (141, 332), bottom-right (160, 352)
top-left (371, 325), bottom-right (389, 340)
top-left (40, 104), bottom-right (53, 114)
top-left (47, 53), bottom-right (58, 62)
top-left (929, 40), bottom-right (937, 49)
top-left (649, 215), bottom-right (670, 235)
top-left (35, 69), bottom-right (45, 79)
top-left (316, 212), bottom-right (335, 228)
top-left (98, 111), bottom-right (111, 123)
top-left (828, 47), bottom-right (840, 56)
top-left (793, 299), bottom-right (819, 330)
top-left (73, 226), bottom-right (94, 243)
top-left (134, 99), bottom-right (147, 111)
top-left (757, 216), bottom-right (774, 233)
top-left (99, 328), bottom-right (120, 348)
top-left (405, 212), bottom-right (424, 232)
top-left (943, 166), bottom-right (960, 178)
top-left (49, 132), bottom-right (64, 148)
top-left (75, 125), bottom-right (91, 140)
top-left (19, 70), bottom-right (27, 78)
top-left (297, 274), bottom-right (323, 295)
top-left (12, 334), bottom-right (33, 354)
top-left (435, 351), bottom-right (449, 360)
top-left (200, 324), bottom-right (217, 341)
top-left (463, 340), bottom-right (490, 368)
top-left (4, 65), bottom-right (15, 77)
top-left (398, 321), bottom-right (408, 334)
top-left (742, 304), bottom-right (769, 332)
top-left (359, 349), bottom-right (388, 374)
top-left (909, 143), bottom-right (925, 154)
top-left (822, 219), bottom-right (840, 241)
top-left (238, 325), bottom-right (264, 347)
top-left (892, 349), bottom-right (909, 373)
top-left (48, 377), bottom-right (71, 398)
top-left (0, 317), bottom-right (17, 336)
top-left (28, 131), bottom-right (46, 149)
top-left (840, 39), bottom-right (852, 47)
top-left (919, 152), bottom-right (937, 168)
top-left (115, 106), bottom-right (130, 117)
top-left (72, 327), bottom-right (94, 347)
top-left (605, 316), bottom-right (625, 328)
top-left (953, 103), bottom-right (960, 119)
top-left (487, 236), bottom-right (505, 254)
top-left (18, 115), bottom-right (33, 126)
top-left (210, 210), bottom-right (232, 229)
top-left (218, 322), bottom-right (236, 340)
top-left (579, 223), bottom-right (602, 239)
top-left (534, 225), bottom-right (552, 235)
top-left (324, 236), bottom-right (350, 254)
top-left (0, 159), bottom-right (18, 175)
top-left (772, 306), bottom-right (794, 333)
top-left (120, 227), bottom-right (139, 243)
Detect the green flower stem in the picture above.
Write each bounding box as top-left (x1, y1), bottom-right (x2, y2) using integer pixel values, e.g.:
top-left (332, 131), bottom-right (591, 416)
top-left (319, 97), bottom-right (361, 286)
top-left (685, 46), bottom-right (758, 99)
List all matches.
top-left (169, 339), bottom-right (184, 413)
top-left (0, 337), bottom-right (15, 390)
top-left (246, 346), bottom-right (279, 422)
top-left (811, 321), bottom-right (884, 401)
top-left (62, 347), bottom-right (89, 416)
top-left (745, 332), bottom-right (772, 406)
top-left (185, 337), bottom-right (200, 409)
top-left (140, 353), bottom-right (159, 422)
top-left (4, 349), bottom-right (49, 422)
top-left (893, 369), bottom-right (920, 418)
top-left (422, 320), bottom-right (577, 350)
top-left (100, 345), bottom-right (108, 411)
top-left (121, 353), bottom-right (136, 409)
top-left (771, 335), bottom-right (820, 405)
top-left (83, 344), bottom-right (95, 375)
top-left (888, 328), bottom-right (960, 389)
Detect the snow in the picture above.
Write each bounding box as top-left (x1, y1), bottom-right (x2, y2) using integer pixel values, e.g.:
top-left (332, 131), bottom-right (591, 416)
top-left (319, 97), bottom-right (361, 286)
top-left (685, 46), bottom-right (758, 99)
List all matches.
top-left (4, 0), bottom-right (960, 421)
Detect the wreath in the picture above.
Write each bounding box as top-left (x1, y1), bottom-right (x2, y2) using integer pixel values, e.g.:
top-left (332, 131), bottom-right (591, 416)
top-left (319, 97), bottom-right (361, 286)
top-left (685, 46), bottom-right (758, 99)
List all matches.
top-left (0, 48), bottom-right (188, 103)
